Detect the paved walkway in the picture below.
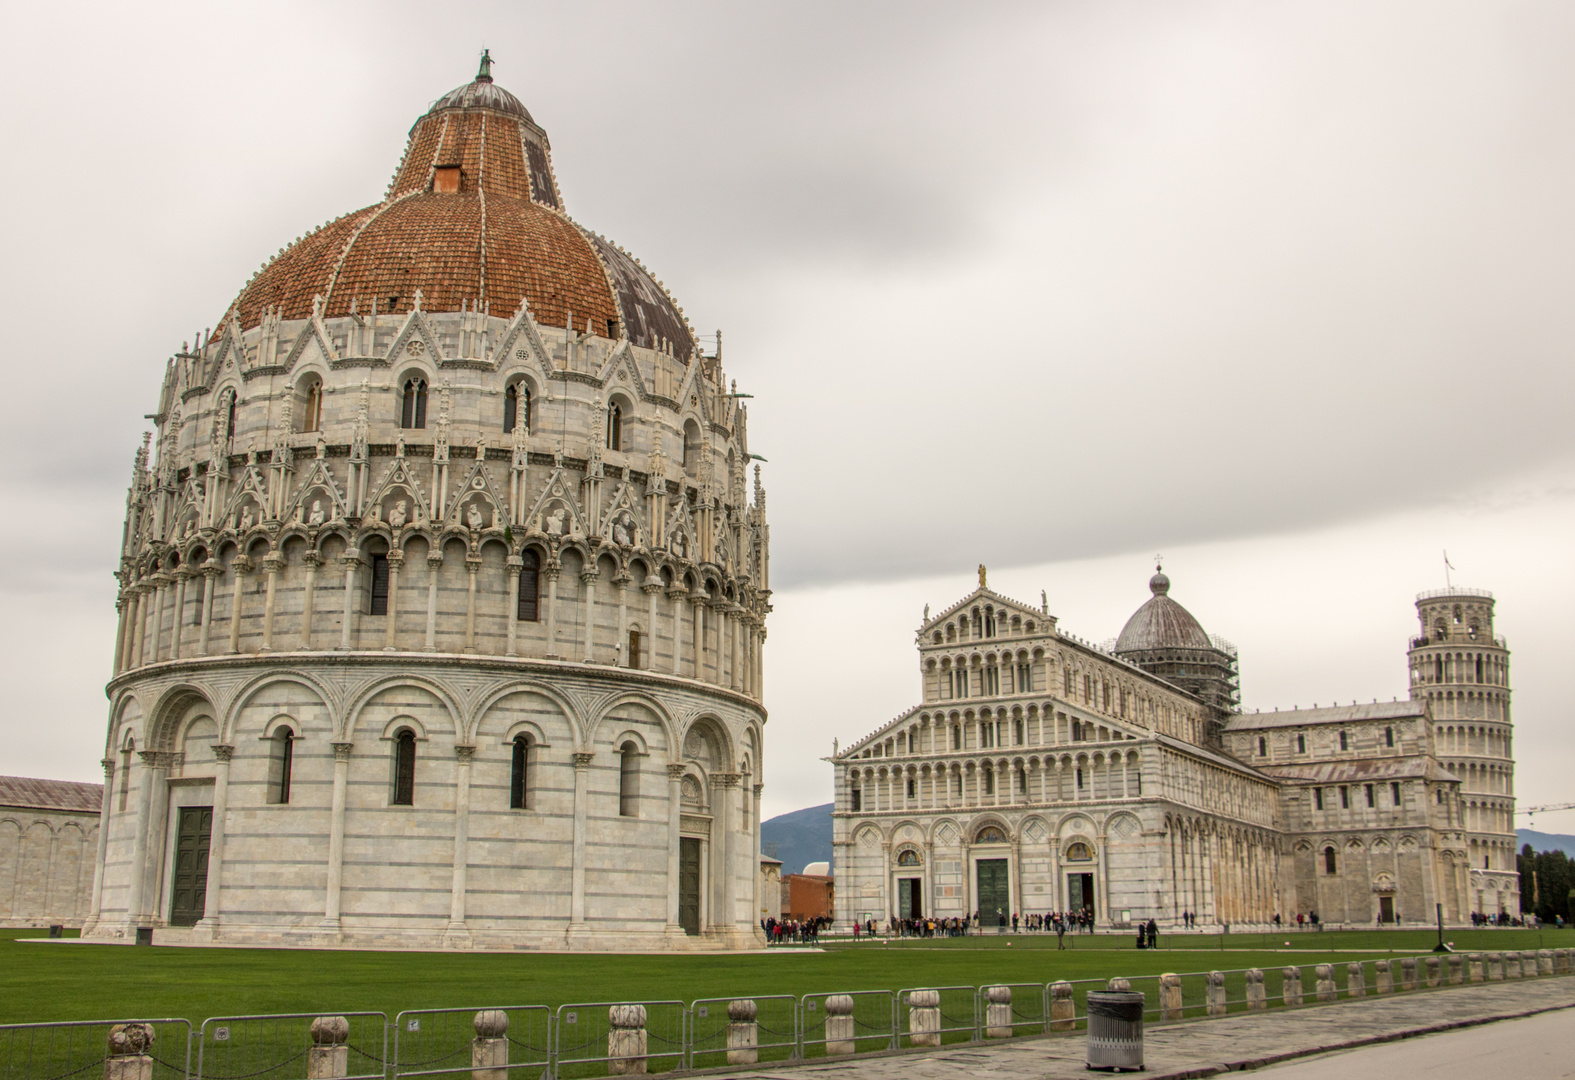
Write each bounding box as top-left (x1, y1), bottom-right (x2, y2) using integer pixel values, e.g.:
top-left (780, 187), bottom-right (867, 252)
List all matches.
top-left (709, 975), bottom-right (1575, 1079)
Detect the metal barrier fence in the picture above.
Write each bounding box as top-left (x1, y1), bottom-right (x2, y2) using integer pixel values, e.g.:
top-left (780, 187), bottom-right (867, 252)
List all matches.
top-left (551, 1001), bottom-right (684, 1079)
top-left (798, 990), bottom-right (896, 1057)
top-left (390, 1006), bottom-right (552, 1079)
top-left (0, 1018), bottom-right (191, 1080)
top-left (197, 1012), bottom-right (387, 1080)
top-left (897, 985), bottom-right (977, 1047)
top-left (5, 949), bottom-right (1571, 1078)
top-left (685, 995), bottom-right (797, 1070)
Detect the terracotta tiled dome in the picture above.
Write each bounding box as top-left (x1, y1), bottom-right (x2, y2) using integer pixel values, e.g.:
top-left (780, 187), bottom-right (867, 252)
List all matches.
top-left (226, 56), bottom-right (694, 357)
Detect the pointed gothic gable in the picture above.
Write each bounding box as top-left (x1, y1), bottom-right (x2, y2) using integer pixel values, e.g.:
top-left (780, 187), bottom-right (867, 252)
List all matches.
top-left (594, 339), bottom-right (649, 400)
top-left (921, 586), bottom-right (1050, 638)
top-left (279, 305), bottom-right (342, 371)
top-left (599, 481), bottom-right (645, 547)
top-left (283, 454), bottom-right (350, 526)
top-left (663, 498), bottom-right (698, 562)
top-left (365, 453), bottom-right (434, 529)
top-left (524, 467), bottom-right (586, 539)
top-left (445, 454), bottom-right (508, 530)
top-left (495, 299), bottom-right (554, 374)
top-left (223, 460), bottom-right (271, 531)
top-left (384, 304), bottom-right (445, 366)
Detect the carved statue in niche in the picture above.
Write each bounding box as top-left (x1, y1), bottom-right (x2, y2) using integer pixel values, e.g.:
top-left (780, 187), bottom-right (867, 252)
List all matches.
top-left (238, 506), bottom-right (253, 532)
top-left (544, 505), bottom-right (568, 536)
top-left (670, 529), bottom-right (687, 559)
top-left (307, 499), bottom-right (326, 528)
top-left (466, 502), bottom-right (485, 531)
top-left (611, 511), bottom-right (636, 547)
top-left (388, 499), bottom-right (408, 530)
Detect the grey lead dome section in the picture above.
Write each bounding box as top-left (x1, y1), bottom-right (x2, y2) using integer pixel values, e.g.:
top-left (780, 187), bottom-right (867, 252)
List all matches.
top-left (1113, 569), bottom-right (1213, 652)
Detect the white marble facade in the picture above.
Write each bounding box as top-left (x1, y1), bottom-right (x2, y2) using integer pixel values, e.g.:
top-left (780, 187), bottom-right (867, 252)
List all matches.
top-left (832, 575), bottom-right (1516, 929)
top-left (86, 62), bottom-right (771, 950)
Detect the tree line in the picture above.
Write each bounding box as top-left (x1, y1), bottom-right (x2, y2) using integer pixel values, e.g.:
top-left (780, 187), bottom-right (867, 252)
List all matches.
top-left (1518, 845), bottom-right (1573, 924)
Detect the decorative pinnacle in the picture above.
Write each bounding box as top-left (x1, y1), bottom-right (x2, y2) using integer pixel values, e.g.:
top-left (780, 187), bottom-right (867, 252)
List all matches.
top-left (477, 48), bottom-right (494, 82)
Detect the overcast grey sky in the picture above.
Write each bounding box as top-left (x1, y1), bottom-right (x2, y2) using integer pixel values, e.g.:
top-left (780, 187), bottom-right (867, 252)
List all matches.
top-left (3, 1), bottom-right (1572, 827)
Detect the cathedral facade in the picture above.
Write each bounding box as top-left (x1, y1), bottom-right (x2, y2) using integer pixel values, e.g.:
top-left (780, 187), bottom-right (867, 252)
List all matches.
top-left (85, 59), bottom-right (771, 950)
top-left (831, 570), bottom-right (1517, 929)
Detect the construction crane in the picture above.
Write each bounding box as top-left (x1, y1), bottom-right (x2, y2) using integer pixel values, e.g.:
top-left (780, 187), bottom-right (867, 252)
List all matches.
top-left (1516, 803), bottom-right (1575, 825)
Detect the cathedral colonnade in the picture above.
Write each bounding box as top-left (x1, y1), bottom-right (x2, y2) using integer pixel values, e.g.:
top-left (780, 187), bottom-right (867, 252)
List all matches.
top-left (88, 657), bottom-right (764, 950)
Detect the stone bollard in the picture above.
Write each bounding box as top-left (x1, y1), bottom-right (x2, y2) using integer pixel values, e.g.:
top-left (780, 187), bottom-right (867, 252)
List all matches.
top-left (471, 1011), bottom-right (508, 1080)
top-left (608, 1005), bottom-right (648, 1076)
top-left (726, 999), bottom-right (759, 1065)
top-left (1159, 974), bottom-right (1183, 1022)
top-left (1447, 954), bottom-right (1464, 985)
top-left (823, 995), bottom-right (856, 1056)
top-left (1556, 949), bottom-right (1571, 975)
top-left (907, 990), bottom-right (941, 1048)
top-left (1468, 953), bottom-right (1484, 983)
top-left (1539, 950), bottom-right (1556, 976)
top-left (1314, 964), bottom-right (1337, 1003)
top-left (1425, 957), bottom-right (1441, 988)
top-left (1523, 951), bottom-right (1541, 978)
top-left (984, 985), bottom-right (1013, 1038)
top-left (307, 1016), bottom-right (349, 1080)
top-left (1504, 952), bottom-right (1521, 979)
top-left (1487, 952), bottom-right (1504, 981)
top-left (1245, 969), bottom-right (1266, 1011)
top-left (1374, 959), bottom-right (1393, 994)
top-left (1400, 958), bottom-right (1419, 991)
top-left (1282, 967), bottom-right (1303, 1007)
top-left (1206, 971), bottom-right (1228, 1017)
top-left (1348, 962), bottom-right (1367, 997)
top-left (1050, 982), bottom-right (1076, 1032)
top-left (104, 1023), bottom-right (156, 1080)
top-left (1106, 977), bottom-right (1131, 991)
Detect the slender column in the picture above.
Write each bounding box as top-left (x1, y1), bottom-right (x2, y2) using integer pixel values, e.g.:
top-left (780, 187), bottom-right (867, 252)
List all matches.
top-left (447, 746), bottom-right (475, 933)
top-left (198, 745), bottom-right (234, 930)
top-left (113, 596), bottom-right (130, 675)
top-left (692, 599), bottom-right (705, 680)
top-left (229, 557), bottom-right (251, 654)
top-left (752, 782), bottom-right (764, 931)
top-left (1049, 840), bottom-right (1062, 911)
top-left (544, 567), bottom-right (562, 658)
top-left (668, 587), bottom-right (686, 675)
top-left (147, 578), bottom-right (166, 662)
top-left (464, 557), bottom-right (481, 652)
top-left (1010, 837), bottom-right (1023, 920)
top-left (580, 570), bottom-right (598, 662)
top-left (323, 742), bottom-right (352, 928)
top-left (130, 583), bottom-right (148, 668)
top-left (125, 751), bottom-right (164, 924)
top-left (713, 773), bottom-right (739, 932)
top-left (385, 553), bottom-right (403, 650)
top-left (299, 553), bottom-right (318, 649)
top-left (260, 554), bottom-right (283, 651)
top-left (666, 763), bottom-right (686, 933)
top-left (198, 566), bottom-right (218, 655)
top-left (568, 752), bottom-right (593, 935)
top-left (82, 758), bottom-right (115, 933)
top-left (169, 572), bottom-right (188, 660)
top-left (881, 842), bottom-right (893, 923)
top-left (338, 551), bottom-right (359, 650)
top-left (425, 554), bottom-right (441, 650)
top-left (643, 582), bottom-right (661, 671)
top-left (506, 555), bottom-right (522, 655)
top-left (615, 576), bottom-right (630, 666)
top-left (717, 607), bottom-right (729, 687)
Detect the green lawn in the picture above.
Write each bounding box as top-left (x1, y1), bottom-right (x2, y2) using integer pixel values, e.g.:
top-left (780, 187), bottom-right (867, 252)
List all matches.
top-left (0, 926), bottom-right (1567, 1026)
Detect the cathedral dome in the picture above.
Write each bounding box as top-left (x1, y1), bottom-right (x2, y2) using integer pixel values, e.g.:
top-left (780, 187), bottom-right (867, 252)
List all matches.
top-left (1113, 567), bottom-right (1213, 653)
top-left (225, 55), bottom-right (694, 357)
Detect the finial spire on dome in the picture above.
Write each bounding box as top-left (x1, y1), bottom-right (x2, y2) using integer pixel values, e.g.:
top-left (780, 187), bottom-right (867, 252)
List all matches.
top-left (476, 48), bottom-right (494, 83)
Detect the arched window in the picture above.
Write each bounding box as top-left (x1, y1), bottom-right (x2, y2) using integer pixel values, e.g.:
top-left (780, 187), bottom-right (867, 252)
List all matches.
top-left (118, 738), bottom-right (134, 812)
top-left (1339, 730), bottom-right (1349, 751)
top-left (849, 783), bottom-right (862, 812)
top-left (977, 825), bottom-right (1008, 844)
top-left (897, 849), bottom-right (920, 867)
top-left (619, 741), bottom-right (640, 817)
top-left (952, 724), bottom-right (962, 750)
top-left (682, 419), bottom-right (701, 473)
top-left (510, 734), bottom-right (532, 809)
top-left (268, 728), bottom-right (294, 804)
top-left (301, 379), bottom-right (323, 432)
top-left (1385, 726), bottom-right (1394, 748)
top-left (1297, 733), bottom-right (1306, 754)
top-left (225, 393), bottom-right (237, 441)
top-left (1064, 840), bottom-right (1092, 861)
top-left (517, 550), bottom-right (540, 621)
top-left (627, 629), bottom-right (641, 669)
top-left (606, 403), bottom-right (623, 451)
top-left (504, 382), bottom-right (530, 434)
top-left (1258, 736), bottom-right (1267, 757)
top-left (400, 378), bottom-right (428, 429)
top-left (1324, 846), bottom-right (1337, 874)
top-left (392, 728), bottom-right (416, 805)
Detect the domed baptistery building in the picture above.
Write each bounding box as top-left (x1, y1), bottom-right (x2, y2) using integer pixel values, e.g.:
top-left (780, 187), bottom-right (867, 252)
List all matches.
top-left (85, 57), bottom-right (772, 950)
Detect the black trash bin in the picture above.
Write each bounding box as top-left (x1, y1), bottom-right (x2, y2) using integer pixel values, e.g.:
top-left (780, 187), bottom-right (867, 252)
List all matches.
top-left (1085, 990), bottom-right (1144, 1071)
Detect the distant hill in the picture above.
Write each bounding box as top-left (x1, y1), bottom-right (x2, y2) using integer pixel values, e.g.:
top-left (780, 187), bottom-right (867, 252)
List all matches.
top-left (762, 803), bottom-right (833, 875)
top-left (1518, 829), bottom-right (1575, 858)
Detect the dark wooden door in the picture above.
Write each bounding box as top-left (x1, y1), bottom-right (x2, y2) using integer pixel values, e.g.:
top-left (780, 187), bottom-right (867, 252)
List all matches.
top-left (976, 859), bottom-right (1009, 921)
top-left (1068, 872), bottom-right (1095, 919)
top-left (898, 878), bottom-right (922, 919)
top-left (679, 838), bottom-right (702, 935)
top-left (170, 807), bottom-right (212, 927)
